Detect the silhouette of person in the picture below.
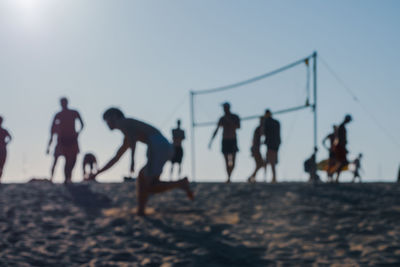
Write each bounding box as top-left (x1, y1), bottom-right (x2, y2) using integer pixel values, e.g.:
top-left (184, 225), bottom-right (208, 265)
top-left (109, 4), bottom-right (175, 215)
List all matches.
top-left (90, 108), bottom-right (193, 216)
top-left (0, 116), bottom-right (12, 183)
top-left (248, 117), bottom-right (265, 183)
top-left (323, 125), bottom-right (338, 182)
top-left (48, 97), bottom-right (84, 184)
top-left (304, 147), bottom-right (320, 182)
top-left (352, 153), bottom-right (363, 183)
top-left (334, 114), bottom-right (352, 183)
top-left (209, 102), bottom-right (241, 183)
top-left (170, 119), bottom-right (185, 180)
top-left (263, 109), bottom-right (281, 183)
top-left (83, 153), bottom-right (98, 181)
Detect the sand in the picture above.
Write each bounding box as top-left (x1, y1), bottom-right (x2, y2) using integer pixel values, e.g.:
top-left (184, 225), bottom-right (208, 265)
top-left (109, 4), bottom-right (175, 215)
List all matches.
top-left (1, 181), bottom-right (400, 266)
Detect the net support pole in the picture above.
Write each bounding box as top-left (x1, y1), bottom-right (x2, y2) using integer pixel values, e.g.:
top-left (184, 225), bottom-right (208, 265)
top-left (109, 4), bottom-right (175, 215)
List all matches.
top-left (312, 51), bottom-right (318, 182)
top-left (190, 91), bottom-right (196, 182)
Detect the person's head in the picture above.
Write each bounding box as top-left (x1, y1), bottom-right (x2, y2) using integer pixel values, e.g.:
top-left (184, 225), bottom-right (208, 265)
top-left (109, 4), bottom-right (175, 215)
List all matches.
top-left (222, 102), bottom-right (231, 114)
top-left (60, 97), bottom-right (68, 109)
top-left (344, 114), bottom-right (352, 123)
top-left (177, 119), bottom-right (181, 128)
top-left (103, 107), bottom-right (125, 130)
top-left (0, 116), bottom-right (3, 126)
top-left (359, 153), bottom-right (363, 158)
top-left (264, 109), bottom-right (272, 118)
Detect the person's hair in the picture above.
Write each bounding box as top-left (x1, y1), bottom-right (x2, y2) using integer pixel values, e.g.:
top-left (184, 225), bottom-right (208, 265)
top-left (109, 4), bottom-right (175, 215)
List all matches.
top-left (0, 116), bottom-right (3, 124)
top-left (103, 107), bottom-right (125, 120)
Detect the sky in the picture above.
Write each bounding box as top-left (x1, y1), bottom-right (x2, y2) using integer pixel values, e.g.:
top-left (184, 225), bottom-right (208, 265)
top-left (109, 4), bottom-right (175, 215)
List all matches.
top-left (0, 0), bottom-right (399, 183)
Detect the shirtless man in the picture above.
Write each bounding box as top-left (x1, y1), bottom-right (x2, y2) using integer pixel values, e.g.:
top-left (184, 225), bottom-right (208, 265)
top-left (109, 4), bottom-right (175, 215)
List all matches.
top-left (48, 97), bottom-right (84, 183)
top-left (91, 108), bottom-right (193, 216)
top-left (82, 153), bottom-right (98, 181)
top-left (322, 125), bottom-right (338, 182)
top-left (209, 102), bottom-right (241, 183)
top-left (170, 119), bottom-right (185, 180)
top-left (248, 117), bottom-right (265, 183)
top-left (335, 114), bottom-right (352, 183)
top-left (0, 116), bottom-right (12, 183)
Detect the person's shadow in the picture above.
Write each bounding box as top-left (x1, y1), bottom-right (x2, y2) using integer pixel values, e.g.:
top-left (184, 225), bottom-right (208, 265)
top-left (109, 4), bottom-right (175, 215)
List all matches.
top-left (144, 217), bottom-right (271, 266)
top-left (66, 184), bottom-right (111, 217)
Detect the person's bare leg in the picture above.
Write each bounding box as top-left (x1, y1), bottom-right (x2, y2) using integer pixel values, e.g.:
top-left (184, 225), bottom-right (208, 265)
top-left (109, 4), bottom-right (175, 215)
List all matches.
top-left (136, 170), bottom-right (149, 216)
top-left (50, 156), bottom-right (59, 182)
top-left (178, 163), bottom-right (182, 178)
top-left (170, 163), bottom-right (174, 181)
top-left (271, 163), bottom-right (277, 183)
top-left (64, 154), bottom-right (77, 184)
top-left (335, 163), bottom-right (345, 183)
top-left (224, 154), bottom-right (231, 183)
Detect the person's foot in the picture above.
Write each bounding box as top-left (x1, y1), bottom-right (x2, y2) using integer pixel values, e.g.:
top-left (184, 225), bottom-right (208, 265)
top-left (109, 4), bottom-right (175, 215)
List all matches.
top-left (182, 177), bottom-right (194, 200)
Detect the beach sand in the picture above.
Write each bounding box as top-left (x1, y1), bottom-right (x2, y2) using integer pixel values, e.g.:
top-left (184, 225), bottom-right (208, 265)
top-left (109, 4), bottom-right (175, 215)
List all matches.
top-left (1, 181), bottom-right (400, 266)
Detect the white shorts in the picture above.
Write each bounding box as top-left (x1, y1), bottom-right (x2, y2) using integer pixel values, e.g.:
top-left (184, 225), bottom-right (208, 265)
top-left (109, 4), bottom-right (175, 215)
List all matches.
top-left (144, 134), bottom-right (173, 177)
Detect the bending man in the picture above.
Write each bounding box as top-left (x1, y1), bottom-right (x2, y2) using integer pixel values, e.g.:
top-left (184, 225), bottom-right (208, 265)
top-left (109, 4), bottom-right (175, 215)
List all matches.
top-left (91, 108), bottom-right (193, 216)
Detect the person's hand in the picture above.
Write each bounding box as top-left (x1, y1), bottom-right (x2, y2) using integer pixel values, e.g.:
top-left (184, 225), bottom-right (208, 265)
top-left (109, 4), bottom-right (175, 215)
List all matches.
top-left (208, 140), bottom-right (213, 150)
top-left (88, 172), bottom-right (98, 181)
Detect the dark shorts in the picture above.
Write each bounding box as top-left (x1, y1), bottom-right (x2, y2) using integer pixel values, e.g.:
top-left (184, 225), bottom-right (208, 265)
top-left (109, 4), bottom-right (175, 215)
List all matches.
top-left (171, 146), bottom-right (183, 163)
top-left (222, 139), bottom-right (238, 154)
top-left (55, 136), bottom-right (80, 157)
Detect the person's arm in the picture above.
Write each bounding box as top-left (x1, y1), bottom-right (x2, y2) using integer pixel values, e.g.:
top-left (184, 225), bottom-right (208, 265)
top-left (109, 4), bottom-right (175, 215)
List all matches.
top-left (96, 138), bottom-right (130, 176)
top-left (209, 123), bottom-right (220, 149)
top-left (47, 116), bottom-right (57, 154)
top-left (236, 116), bottom-right (241, 129)
top-left (130, 142), bottom-right (136, 175)
top-left (76, 112), bottom-right (84, 134)
top-left (322, 135), bottom-right (329, 150)
top-left (5, 130), bottom-right (12, 144)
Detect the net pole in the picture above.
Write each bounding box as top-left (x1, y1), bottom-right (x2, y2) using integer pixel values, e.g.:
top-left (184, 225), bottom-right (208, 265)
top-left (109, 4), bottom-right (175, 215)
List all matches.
top-left (312, 51), bottom-right (318, 182)
top-left (190, 90), bottom-right (196, 182)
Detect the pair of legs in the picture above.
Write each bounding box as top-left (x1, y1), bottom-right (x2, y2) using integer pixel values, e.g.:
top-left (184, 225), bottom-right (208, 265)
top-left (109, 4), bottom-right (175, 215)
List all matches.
top-left (170, 162), bottom-right (182, 180)
top-left (223, 153), bottom-right (236, 183)
top-left (136, 168), bottom-right (193, 216)
top-left (83, 162), bottom-right (97, 181)
top-left (265, 149), bottom-right (278, 183)
top-left (352, 171), bottom-right (361, 183)
top-left (50, 153), bottom-right (77, 183)
top-left (248, 149), bottom-right (265, 183)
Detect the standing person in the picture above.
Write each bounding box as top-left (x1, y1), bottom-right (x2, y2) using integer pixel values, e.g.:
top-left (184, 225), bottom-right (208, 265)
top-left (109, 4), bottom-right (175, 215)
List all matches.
top-left (209, 102), bottom-right (241, 183)
top-left (90, 108), bottom-right (193, 216)
top-left (170, 119), bottom-right (185, 180)
top-left (322, 125), bottom-right (338, 182)
top-left (83, 153), bottom-right (98, 181)
top-left (247, 117), bottom-right (265, 183)
top-left (263, 109), bottom-right (281, 183)
top-left (0, 116), bottom-right (12, 183)
top-left (352, 153), bottom-right (363, 183)
top-left (48, 97), bottom-right (84, 184)
top-left (334, 114), bottom-right (352, 183)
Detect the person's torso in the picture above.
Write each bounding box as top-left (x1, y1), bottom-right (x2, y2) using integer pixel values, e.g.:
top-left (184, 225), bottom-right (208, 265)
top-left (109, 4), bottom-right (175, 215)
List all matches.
top-left (55, 109), bottom-right (79, 137)
top-left (264, 118), bottom-right (280, 146)
top-left (338, 124), bottom-right (347, 146)
top-left (220, 114), bottom-right (240, 139)
top-left (252, 126), bottom-right (261, 147)
top-left (118, 118), bottom-right (161, 145)
top-left (0, 128), bottom-right (9, 147)
top-left (172, 128), bottom-right (185, 146)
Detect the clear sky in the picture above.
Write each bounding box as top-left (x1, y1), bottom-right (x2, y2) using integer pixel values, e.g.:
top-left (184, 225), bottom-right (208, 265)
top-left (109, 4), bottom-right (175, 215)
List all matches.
top-left (0, 0), bottom-right (399, 183)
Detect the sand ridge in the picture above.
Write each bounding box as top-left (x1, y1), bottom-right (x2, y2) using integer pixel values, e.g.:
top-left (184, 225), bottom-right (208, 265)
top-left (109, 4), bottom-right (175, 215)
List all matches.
top-left (0, 182), bottom-right (400, 266)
